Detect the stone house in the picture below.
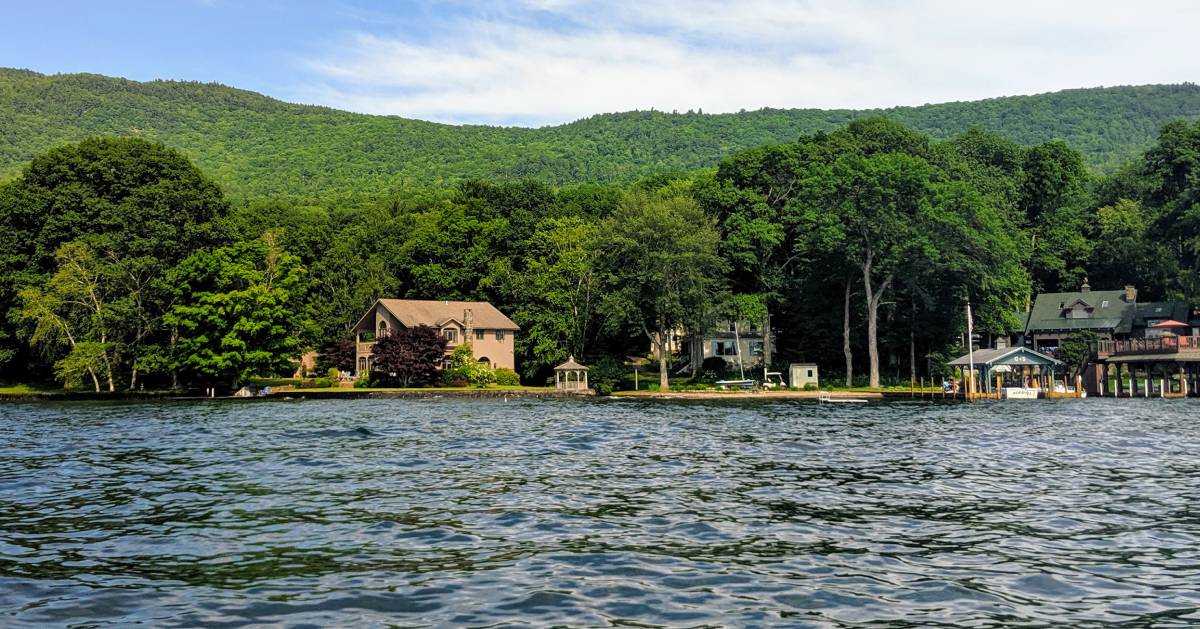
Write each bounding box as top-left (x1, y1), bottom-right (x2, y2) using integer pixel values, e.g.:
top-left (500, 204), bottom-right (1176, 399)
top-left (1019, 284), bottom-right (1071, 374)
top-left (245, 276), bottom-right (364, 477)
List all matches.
top-left (352, 299), bottom-right (520, 374)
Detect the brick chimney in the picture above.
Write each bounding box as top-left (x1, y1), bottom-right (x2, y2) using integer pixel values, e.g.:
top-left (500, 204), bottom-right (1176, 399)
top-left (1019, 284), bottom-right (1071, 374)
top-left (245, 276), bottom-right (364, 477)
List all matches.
top-left (463, 308), bottom-right (474, 346)
top-left (1080, 278), bottom-right (1090, 293)
top-left (1124, 285), bottom-right (1137, 302)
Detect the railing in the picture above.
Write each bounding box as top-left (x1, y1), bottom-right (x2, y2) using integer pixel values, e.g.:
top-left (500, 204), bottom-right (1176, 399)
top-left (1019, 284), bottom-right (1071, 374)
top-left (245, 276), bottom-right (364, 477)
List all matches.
top-left (1097, 336), bottom-right (1200, 356)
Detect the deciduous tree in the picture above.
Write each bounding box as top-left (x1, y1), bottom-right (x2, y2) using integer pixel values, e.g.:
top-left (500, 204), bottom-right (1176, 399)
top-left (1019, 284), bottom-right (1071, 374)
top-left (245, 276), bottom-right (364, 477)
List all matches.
top-left (597, 190), bottom-right (724, 391)
top-left (371, 325), bottom-right (448, 387)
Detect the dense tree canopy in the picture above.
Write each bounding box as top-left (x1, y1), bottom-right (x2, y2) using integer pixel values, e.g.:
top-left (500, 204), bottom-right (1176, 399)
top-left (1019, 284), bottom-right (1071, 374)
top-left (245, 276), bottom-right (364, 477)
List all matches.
top-left (0, 136), bottom-right (230, 381)
top-left (165, 234), bottom-right (310, 388)
top-left (3, 112), bottom-right (1200, 392)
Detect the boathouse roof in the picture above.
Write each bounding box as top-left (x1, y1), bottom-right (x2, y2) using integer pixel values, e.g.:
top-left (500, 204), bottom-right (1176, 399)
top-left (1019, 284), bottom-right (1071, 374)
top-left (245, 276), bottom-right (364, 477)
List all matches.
top-left (948, 346), bottom-right (1061, 367)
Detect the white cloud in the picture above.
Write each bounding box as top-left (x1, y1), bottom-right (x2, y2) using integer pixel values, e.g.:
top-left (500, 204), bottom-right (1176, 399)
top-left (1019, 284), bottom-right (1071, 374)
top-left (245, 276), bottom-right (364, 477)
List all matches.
top-left (297, 0), bottom-right (1200, 125)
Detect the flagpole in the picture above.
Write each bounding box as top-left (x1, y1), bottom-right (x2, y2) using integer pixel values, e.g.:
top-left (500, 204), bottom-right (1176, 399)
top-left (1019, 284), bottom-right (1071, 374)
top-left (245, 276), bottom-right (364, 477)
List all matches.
top-left (966, 301), bottom-right (975, 400)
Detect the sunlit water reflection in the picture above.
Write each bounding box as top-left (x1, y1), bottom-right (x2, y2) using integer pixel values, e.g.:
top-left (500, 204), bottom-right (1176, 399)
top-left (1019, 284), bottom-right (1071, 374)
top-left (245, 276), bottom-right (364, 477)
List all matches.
top-left (2, 398), bottom-right (1199, 626)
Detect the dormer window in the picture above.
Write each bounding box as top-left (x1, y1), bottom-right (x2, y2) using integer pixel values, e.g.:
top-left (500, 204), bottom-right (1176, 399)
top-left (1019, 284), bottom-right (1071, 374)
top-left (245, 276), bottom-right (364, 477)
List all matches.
top-left (444, 329), bottom-right (457, 343)
top-left (1063, 299), bottom-right (1093, 319)
top-left (1101, 300), bottom-right (1109, 308)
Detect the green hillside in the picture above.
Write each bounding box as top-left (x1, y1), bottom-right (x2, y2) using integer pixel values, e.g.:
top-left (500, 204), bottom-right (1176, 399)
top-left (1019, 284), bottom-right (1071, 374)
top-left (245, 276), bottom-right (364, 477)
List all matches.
top-left (2, 68), bottom-right (1198, 200)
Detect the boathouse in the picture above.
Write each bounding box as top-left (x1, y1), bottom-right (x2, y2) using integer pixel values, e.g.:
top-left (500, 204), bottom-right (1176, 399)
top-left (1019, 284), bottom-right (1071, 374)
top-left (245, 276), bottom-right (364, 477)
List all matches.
top-left (948, 346), bottom-right (1062, 394)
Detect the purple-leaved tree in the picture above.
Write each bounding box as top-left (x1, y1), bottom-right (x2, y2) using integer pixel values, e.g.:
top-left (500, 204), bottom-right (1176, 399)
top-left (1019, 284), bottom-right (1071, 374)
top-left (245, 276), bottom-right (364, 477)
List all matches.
top-left (370, 325), bottom-right (448, 387)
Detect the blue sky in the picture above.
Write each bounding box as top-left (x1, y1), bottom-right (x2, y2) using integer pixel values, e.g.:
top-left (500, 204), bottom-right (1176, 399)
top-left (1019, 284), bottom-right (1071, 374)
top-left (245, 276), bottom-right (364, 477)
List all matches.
top-left (3, 1), bottom-right (1198, 126)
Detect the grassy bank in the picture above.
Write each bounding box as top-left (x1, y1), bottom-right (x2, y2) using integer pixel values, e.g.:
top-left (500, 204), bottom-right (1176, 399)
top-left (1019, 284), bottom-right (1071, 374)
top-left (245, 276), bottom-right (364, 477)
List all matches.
top-left (0, 383), bottom-right (66, 395)
top-left (286, 385), bottom-right (554, 393)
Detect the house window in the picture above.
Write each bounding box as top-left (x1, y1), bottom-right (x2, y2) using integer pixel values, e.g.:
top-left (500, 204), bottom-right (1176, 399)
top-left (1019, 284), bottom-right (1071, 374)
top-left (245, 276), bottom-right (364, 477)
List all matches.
top-left (476, 329), bottom-right (485, 341)
top-left (713, 341), bottom-right (737, 356)
top-left (727, 322), bottom-right (737, 332)
top-left (444, 329), bottom-right (457, 343)
top-left (495, 330), bottom-right (506, 342)
top-left (807, 369), bottom-right (814, 378)
top-left (1101, 300), bottom-right (1109, 308)
top-left (378, 321), bottom-right (388, 337)
top-left (749, 340), bottom-right (764, 356)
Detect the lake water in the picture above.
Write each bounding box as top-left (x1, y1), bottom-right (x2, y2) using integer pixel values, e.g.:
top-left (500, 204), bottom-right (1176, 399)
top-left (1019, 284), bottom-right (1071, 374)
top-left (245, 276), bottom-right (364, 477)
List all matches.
top-left (2, 398), bottom-right (1199, 627)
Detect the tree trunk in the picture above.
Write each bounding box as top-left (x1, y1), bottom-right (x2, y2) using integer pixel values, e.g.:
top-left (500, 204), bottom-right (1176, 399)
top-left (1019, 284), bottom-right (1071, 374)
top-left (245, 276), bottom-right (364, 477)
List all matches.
top-left (658, 330), bottom-right (670, 391)
top-left (843, 278), bottom-right (853, 387)
top-left (170, 327), bottom-right (179, 390)
top-left (761, 309), bottom-right (772, 371)
top-left (909, 302), bottom-right (917, 384)
top-left (861, 254), bottom-right (893, 389)
top-left (89, 368), bottom-right (101, 393)
top-left (103, 355), bottom-right (115, 392)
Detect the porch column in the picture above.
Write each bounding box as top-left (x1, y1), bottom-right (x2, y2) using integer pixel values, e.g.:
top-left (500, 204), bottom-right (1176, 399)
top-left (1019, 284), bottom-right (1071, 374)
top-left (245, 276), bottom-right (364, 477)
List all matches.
top-left (1115, 363), bottom-right (1123, 397)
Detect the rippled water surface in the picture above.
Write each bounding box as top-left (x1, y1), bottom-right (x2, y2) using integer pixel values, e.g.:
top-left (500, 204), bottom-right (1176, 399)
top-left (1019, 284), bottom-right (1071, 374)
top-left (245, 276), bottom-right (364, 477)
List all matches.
top-left (3, 398), bottom-right (1200, 627)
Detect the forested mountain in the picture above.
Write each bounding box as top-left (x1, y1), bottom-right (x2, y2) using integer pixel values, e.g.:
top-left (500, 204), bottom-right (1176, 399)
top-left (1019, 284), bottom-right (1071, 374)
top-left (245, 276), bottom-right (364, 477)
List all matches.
top-left (2, 68), bottom-right (1198, 200)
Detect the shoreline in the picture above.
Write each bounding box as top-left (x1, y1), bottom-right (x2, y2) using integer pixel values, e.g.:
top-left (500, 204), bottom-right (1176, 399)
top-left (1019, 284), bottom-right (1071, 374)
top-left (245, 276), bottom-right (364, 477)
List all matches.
top-left (613, 389), bottom-right (960, 401)
top-left (0, 387), bottom-right (594, 402)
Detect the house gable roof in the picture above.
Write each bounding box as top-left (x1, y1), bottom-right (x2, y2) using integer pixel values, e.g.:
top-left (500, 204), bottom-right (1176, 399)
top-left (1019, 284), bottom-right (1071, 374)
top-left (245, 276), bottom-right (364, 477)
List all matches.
top-left (1025, 289), bottom-right (1132, 334)
top-left (369, 299), bottom-right (520, 331)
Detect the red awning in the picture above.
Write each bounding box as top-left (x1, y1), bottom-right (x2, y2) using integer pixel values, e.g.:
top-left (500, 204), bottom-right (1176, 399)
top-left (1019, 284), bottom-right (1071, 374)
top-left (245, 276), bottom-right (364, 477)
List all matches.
top-left (1150, 319), bottom-right (1190, 328)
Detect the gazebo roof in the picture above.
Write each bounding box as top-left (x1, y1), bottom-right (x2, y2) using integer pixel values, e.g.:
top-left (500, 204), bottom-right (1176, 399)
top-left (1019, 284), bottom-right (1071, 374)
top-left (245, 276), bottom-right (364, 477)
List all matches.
top-left (554, 355), bottom-right (588, 371)
top-left (1151, 319), bottom-right (1190, 328)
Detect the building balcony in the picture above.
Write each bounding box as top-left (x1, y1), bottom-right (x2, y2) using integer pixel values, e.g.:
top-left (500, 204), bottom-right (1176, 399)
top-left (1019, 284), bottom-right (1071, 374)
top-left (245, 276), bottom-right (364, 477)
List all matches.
top-left (1098, 336), bottom-right (1200, 358)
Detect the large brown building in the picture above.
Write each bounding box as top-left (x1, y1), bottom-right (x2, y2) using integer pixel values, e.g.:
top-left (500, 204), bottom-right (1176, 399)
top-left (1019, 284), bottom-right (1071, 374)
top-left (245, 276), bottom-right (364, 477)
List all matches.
top-left (1015, 283), bottom-right (1198, 353)
top-left (353, 299), bottom-right (520, 374)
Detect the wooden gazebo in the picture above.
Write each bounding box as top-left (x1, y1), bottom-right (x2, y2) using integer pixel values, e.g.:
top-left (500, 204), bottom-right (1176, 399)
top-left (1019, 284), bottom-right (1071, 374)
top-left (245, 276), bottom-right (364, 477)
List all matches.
top-left (554, 356), bottom-right (589, 390)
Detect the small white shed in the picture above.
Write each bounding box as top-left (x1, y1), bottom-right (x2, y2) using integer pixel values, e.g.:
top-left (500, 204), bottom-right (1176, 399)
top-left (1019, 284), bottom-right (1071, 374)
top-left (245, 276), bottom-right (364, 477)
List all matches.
top-left (789, 363), bottom-right (819, 388)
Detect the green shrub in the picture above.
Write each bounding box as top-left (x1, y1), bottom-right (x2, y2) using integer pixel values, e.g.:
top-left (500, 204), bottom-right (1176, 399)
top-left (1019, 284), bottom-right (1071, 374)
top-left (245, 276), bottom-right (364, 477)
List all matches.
top-left (803, 383), bottom-right (818, 391)
top-left (493, 368), bottom-right (520, 386)
top-left (441, 343), bottom-right (495, 387)
top-left (443, 363), bottom-right (494, 387)
top-left (312, 378), bottom-right (333, 388)
top-left (353, 375), bottom-right (372, 388)
top-left (587, 356), bottom-right (626, 395)
top-left (327, 367), bottom-right (339, 380)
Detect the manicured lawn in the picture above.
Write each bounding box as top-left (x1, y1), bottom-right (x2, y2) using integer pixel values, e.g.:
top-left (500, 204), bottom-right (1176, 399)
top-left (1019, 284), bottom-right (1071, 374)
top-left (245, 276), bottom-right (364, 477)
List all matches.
top-left (286, 385), bottom-right (554, 393)
top-left (0, 383), bottom-right (67, 395)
